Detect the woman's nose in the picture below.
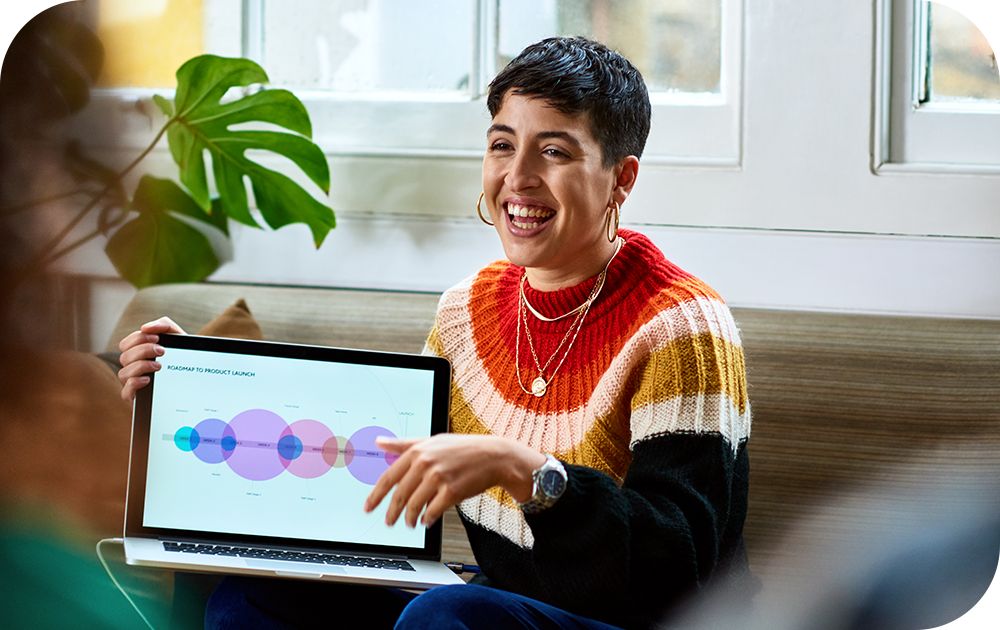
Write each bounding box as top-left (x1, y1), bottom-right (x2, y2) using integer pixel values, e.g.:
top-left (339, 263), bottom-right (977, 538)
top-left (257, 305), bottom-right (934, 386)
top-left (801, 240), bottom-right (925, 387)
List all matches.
top-left (504, 152), bottom-right (541, 191)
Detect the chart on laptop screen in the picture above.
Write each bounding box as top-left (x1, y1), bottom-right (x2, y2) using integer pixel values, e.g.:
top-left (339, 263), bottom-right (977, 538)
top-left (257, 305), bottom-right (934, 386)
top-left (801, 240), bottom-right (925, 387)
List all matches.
top-left (142, 346), bottom-right (433, 549)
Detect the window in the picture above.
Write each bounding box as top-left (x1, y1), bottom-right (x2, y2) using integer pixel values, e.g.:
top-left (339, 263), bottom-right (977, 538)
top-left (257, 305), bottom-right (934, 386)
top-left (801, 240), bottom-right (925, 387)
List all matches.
top-left (262, 1), bottom-right (476, 95)
top-left (926, 1), bottom-right (1000, 103)
top-left (86, 1), bottom-right (740, 181)
top-left (258, 0), bottom-right (725, 98)
top-left (875, 0), bottom-right (1000, 172)
top-left (496, 0), bottom-right (722, 94)
top-left (93, 0), bottom-right (241, 87)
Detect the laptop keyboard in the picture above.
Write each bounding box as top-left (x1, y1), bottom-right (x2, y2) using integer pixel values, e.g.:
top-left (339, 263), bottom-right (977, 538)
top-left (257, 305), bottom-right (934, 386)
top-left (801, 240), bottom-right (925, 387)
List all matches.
top-left (163, 541), bottom-right (415, 571)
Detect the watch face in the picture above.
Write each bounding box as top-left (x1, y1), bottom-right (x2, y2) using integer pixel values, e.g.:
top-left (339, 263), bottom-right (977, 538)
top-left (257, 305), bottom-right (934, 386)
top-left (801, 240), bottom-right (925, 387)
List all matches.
top-left (540, 468), bottom-right (566, 497)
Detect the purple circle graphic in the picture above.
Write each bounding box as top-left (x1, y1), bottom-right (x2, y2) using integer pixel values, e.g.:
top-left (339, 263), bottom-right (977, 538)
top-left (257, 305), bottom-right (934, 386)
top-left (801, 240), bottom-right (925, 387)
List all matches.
top-left (192, 419), bottom-right (235, 464)
top-left (285, 419), bottom-right (335, 479)
top-left (346, 426), bottom-right (397, 485)
top-left (225, 409), bottom-right (290, 481)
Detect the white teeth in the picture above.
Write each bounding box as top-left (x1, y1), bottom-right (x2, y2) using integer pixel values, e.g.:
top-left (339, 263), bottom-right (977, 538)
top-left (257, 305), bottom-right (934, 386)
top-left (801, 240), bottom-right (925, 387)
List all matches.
top-left (507, 203), bottom-right (554, 220)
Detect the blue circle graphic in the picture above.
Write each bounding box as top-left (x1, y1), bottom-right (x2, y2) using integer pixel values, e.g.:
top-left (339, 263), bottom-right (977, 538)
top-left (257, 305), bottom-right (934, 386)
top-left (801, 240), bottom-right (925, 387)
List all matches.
top-left (277, 434), bottom-right (304, 461)
top-left (221, 435), bottom-right (237, 452)
top-left (174, 426), bottom-right (200, 452)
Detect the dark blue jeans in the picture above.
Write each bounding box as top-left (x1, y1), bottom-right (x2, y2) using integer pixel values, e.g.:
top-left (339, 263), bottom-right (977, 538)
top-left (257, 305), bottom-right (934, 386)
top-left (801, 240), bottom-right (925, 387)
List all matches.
top-left (205, 576), bottom-right (622, 629)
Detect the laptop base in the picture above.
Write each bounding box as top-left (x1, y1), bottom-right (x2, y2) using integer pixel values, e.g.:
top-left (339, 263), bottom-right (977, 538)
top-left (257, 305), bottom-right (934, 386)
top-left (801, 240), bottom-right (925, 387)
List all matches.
top-left (124, 537), bottom-right (465, 590)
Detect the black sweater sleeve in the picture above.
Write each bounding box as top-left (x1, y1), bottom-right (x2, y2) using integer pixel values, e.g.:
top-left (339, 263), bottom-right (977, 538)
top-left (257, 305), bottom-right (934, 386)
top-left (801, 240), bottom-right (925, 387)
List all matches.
top-left (463, 432), bottom-right (750, 628)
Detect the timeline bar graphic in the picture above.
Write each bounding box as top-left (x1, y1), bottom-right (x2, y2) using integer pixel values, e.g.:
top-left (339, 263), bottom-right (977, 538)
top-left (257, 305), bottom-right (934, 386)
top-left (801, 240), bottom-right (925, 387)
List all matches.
top-left (170, 409), bottom-right (398, 485)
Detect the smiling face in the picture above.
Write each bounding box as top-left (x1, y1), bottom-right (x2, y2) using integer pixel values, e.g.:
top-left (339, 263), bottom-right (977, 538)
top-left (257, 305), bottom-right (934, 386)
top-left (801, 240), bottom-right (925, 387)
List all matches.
top-left (482, 93), bottom-right (638, 290)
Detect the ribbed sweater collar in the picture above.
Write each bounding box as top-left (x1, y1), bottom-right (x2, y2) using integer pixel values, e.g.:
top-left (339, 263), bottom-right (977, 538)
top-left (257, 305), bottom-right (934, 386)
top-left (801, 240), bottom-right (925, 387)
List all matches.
top-left (517, 229), bottom-right (663, 322)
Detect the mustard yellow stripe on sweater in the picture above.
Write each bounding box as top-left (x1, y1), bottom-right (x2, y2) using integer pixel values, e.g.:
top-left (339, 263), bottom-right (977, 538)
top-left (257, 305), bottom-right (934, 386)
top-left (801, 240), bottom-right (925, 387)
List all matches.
top-left (632, 332), bottom-right (748, 415)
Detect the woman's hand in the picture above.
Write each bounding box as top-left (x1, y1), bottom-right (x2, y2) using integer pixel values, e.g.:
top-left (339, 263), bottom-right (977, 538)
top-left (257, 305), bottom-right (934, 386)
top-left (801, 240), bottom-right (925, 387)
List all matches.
top-left (117, 316), bottom-right (186, 401)
top-left (364, 434), bottom-right (546, 528)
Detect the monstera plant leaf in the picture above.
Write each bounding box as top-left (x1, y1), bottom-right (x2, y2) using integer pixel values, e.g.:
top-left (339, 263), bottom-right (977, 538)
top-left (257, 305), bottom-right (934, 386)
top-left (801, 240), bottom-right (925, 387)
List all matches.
top-left (105, 176), bottom-right (225, 288)
top-left (152, 55), bottom-right (335, 246)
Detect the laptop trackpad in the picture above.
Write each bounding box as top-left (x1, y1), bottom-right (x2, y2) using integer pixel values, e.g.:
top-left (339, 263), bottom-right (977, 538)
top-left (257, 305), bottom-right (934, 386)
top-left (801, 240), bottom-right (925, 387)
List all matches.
top-left (244, 559), bottom-right (344, 575)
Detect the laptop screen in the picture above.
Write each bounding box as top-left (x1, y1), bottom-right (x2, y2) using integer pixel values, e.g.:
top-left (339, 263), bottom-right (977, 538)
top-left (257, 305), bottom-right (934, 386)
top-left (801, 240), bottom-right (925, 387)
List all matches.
top-left (127, 334), bottom-right (451, 558)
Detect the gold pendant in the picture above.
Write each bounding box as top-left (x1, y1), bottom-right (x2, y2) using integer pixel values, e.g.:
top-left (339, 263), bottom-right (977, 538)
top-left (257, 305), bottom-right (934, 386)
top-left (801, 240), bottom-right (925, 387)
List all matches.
top-left (531, 376), bottom-right (547, 397)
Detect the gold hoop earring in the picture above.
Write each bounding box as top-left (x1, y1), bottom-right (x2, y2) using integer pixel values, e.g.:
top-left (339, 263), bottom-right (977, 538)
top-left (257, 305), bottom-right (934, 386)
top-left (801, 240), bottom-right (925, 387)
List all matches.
top-left (476, 192), bottom-right (494, 226)
top-left (605, 200), bottom-right (620, 243)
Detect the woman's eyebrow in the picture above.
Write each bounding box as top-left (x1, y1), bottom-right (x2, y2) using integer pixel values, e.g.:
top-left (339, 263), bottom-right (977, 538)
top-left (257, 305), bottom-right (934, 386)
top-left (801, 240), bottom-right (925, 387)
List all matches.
top-left (536, 131), bottom-right (582, 148)
top-left (486, 125), bottom-right (582, 149)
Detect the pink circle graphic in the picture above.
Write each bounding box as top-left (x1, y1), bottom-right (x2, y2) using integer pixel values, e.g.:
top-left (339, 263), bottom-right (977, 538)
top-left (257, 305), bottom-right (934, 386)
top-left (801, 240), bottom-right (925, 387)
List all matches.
top-left (225, 409), bottom-right (290, 481)
top-left (346, 426), bottom-right (398, 485)
top-left (284, 419), bottom-right (335, 479)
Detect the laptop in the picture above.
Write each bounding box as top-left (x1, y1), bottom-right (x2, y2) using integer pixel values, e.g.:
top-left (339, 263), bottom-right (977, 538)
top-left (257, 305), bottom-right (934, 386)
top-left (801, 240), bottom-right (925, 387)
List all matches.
top-left (123, 333), bottom-right (464, 589)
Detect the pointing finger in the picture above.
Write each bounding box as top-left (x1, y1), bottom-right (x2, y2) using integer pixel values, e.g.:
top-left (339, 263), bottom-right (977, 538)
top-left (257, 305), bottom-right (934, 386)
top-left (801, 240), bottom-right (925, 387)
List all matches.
top-left (375, 437), bottom-right (420, 454)
top-left (364, 450), bottom-right (412, 513)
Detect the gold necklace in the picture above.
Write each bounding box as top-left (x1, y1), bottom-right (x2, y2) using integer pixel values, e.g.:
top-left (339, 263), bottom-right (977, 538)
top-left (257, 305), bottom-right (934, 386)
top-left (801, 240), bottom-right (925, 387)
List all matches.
top-left (520, 276), bottom-right (596, 322)
top-left (514, 238), bottom-right (624, 397)
top-left (515, 275), bottom-right (599, 397)
top-left (519, 236), bottom-right (624, 323)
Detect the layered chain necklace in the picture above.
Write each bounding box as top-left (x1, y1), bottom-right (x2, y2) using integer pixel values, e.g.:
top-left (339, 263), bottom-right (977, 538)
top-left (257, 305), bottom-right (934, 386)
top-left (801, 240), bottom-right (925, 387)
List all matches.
top-left (515, 237), bottom-right (625, 397)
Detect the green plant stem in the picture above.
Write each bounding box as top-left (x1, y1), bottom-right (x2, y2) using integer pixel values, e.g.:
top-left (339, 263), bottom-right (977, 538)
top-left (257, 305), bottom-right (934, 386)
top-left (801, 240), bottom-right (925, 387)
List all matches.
top-left (26, 118), bottom-right (176, 272)
top-left (40, 226), bottom-right (105, 267)
top-left (0, 189), bottom-right (91, 215)
top-left (40, 204), bottom-right (132, 268)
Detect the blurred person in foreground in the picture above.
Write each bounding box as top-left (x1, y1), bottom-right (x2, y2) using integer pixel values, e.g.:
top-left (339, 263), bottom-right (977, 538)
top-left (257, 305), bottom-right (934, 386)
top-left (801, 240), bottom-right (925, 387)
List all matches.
top-left (671, 450), bottom-right (1000, 630)
top-left (118, 37), bottom-right (754, 629)
top-left (0, 6), bottom-right (180, 626)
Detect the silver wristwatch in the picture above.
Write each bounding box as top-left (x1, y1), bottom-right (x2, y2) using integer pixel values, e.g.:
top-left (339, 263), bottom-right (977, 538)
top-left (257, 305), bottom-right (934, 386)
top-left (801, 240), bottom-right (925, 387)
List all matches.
top-left (519, 454), bottom-right (567, 514)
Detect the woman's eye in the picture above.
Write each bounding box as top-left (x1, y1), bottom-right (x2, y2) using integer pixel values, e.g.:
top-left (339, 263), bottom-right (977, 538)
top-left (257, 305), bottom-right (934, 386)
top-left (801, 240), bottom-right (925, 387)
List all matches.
top-left (489, 141), bottom-right (513, 152)
top-left (544, 148), bottom-right (569, 158)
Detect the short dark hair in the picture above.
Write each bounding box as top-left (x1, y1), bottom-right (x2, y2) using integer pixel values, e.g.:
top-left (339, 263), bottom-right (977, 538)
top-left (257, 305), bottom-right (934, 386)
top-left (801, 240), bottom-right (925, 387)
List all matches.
top-left (487, 36), bottom-right (651, 168)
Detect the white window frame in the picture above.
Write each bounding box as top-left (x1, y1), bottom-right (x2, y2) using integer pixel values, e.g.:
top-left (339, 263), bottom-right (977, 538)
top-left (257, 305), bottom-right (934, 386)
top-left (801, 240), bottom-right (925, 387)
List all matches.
top-left (85, 0), bottom-right (743, 168)
top-left (874, 0), bottom-right (1000, 174)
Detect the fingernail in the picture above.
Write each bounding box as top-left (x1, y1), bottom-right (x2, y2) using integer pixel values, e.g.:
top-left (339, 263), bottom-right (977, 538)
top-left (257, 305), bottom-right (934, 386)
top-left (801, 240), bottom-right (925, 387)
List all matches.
top-left (154, 345), bottom-right (165, 355)
top-left (146, 334), bottom-right (158, 343)
top-left (152, 362), bottom-right (162, 370)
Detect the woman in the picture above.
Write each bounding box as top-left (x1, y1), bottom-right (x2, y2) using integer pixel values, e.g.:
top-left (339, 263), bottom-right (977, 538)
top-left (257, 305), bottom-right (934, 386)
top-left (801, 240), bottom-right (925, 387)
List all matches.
top-left (118, 37), bottom-right (752, 629)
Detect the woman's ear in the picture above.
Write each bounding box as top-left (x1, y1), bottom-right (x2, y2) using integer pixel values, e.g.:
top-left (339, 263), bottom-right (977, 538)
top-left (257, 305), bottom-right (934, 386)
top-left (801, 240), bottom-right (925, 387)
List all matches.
top-left (612, 156), bottom-right (640, 206)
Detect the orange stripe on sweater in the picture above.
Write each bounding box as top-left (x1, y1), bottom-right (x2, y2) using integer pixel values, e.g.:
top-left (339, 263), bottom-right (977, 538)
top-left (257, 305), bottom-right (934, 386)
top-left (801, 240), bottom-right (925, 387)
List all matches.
top-left (462, 270), bottom-right (730, 414)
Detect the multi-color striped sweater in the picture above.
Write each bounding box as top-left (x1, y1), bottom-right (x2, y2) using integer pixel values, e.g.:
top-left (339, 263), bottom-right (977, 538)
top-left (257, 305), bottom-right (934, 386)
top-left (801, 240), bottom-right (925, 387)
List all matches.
top-left (424, 230), bottom-right (752, 628)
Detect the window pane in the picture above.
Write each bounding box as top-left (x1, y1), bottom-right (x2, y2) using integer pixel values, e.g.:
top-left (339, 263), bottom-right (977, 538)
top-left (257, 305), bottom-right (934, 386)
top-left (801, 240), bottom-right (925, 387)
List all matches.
top-left (94, 0), bottom-right (241, 88)
top-left (928, 1), bottom-right (1000, 102)
top-left (498, 0), bottom-right (721, 94)
top-left (262, 0), bottom-right (475, 93)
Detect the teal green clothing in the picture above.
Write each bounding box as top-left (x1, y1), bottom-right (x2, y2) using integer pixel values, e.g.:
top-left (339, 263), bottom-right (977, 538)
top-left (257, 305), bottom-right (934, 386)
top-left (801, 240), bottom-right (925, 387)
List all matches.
top-left (0, 513), bottom-right (168, 629)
